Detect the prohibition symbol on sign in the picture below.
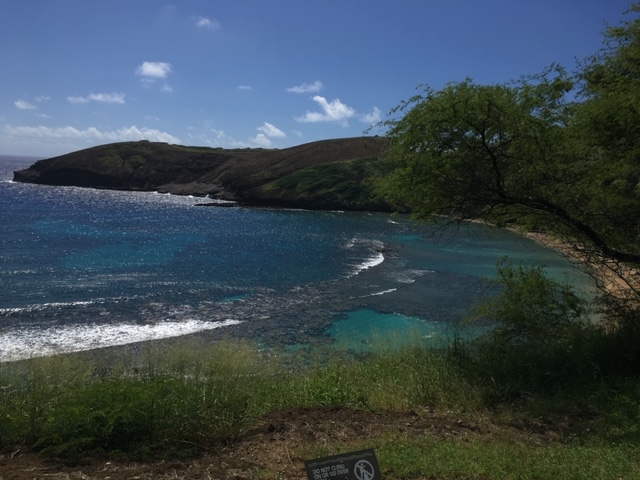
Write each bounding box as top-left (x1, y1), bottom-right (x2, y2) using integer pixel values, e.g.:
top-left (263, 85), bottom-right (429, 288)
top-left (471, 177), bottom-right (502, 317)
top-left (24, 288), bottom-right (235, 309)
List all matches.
top-left (304, 448), bottom-right (380, 480)
top-left (354, 460), bottom-right (375, 480)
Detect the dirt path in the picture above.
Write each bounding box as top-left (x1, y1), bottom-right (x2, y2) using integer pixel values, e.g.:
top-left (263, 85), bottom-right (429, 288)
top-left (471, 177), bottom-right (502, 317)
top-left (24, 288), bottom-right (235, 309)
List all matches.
top-left (0, 406), bottom-right (497, 480)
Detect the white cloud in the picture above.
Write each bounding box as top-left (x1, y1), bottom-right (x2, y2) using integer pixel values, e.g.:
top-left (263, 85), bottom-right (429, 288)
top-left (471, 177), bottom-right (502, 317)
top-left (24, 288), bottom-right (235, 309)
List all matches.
top-left (196, 16), bottom-right (220, 29)
top-left (251, 122), bottom-right (286, 147)
top-left (66, 96), bottom-right (88, 104)
top-left (360, 106), bottom-right (382, 124)
top-left (90, 92), bottom-right (126, 104)
top-left (211, 129), bottom-right (226, 139)
top-left (135, 62), bottom-right (173, 92)
top-left (35, 96), bottom-right (50, 102)
top-left (135, 61), bottom-right (172, 80)
top-left (4, 124), bottom-right (181, 144)
top-left (287, 80), bottom-right (324, 94)
top-left (208, 129), bottom-right (248, 148)
top-left (36, 113), bottom-right (51, 119)
top-left (15, 99), bottom-right (37, 110)
top-left (250, 133), bottom-right (272, 148)
top-left (237, 85), bottom-right (253, 91)
top-left (257, 122), bottom-right (286, 138)
top-left (67, 92), bottom-right (126, 104)
top-left (296, 96), bottom-right (355, 125)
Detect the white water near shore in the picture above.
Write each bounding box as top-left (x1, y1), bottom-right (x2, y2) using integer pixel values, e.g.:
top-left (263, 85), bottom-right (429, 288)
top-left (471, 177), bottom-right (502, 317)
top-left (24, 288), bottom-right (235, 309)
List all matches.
top-left (0, 319), bottom-right (242, 362)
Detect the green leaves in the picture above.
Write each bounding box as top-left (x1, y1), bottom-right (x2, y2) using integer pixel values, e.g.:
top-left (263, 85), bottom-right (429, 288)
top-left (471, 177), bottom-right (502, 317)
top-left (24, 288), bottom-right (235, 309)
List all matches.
top-left (471, 261), bottom-right (591, 348)
top-left (387, 74), bottom-right (569, 209)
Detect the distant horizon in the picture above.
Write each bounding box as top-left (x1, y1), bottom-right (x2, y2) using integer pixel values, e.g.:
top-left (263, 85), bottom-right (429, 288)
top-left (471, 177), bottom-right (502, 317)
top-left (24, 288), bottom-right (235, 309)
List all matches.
top-left (0, 153), bottom-right (46, 160)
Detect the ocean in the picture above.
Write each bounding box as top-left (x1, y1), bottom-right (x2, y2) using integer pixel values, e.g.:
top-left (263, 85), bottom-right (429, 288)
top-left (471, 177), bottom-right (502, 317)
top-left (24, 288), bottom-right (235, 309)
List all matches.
top-left (0, 154), bottom-right (590, 361)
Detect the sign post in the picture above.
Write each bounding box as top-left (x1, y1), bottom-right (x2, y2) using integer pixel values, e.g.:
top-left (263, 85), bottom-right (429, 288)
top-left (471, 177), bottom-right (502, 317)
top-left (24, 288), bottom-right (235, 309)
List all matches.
top-left (305, 449), bottom-right (380, 480)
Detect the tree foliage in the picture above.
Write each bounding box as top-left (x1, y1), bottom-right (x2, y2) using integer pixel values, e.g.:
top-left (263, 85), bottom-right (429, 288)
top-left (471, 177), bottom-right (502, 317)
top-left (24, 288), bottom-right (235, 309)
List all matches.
top-left (378, 69), bottom-right (576, 226)
top-left (377, 4), bottom-right (640, 300)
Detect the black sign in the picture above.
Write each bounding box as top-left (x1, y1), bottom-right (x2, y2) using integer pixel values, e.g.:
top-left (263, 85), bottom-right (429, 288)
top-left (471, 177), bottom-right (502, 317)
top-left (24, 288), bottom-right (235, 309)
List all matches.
top-left (305, 449), bottom-right (380, 480)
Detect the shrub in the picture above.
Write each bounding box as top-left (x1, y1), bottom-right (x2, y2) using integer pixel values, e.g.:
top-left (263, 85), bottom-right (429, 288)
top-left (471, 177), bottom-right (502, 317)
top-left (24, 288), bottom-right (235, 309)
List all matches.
top-left (466, 261), bottom-right (599, 400)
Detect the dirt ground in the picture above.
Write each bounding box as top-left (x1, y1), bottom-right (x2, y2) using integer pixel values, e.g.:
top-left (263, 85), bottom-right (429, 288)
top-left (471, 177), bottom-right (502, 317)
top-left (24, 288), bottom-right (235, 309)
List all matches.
top-left (0, 405), bottom-right (509, 480)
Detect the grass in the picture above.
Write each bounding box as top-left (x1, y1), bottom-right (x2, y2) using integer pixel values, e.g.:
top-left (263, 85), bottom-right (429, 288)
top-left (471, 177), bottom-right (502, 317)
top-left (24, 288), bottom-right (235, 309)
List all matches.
top-left (376, 437), bottom-right (639, 480)
top-left (1, 333), bottom-right (639, 477)
top-left (0, 339), bottom-right (477, 460)
top-left (0, 340), bottom-right (266, 459)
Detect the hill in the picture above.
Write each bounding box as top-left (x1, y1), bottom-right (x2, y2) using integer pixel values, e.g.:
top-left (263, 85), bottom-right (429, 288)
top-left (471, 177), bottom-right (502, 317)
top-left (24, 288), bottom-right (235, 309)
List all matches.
top-left (12, 137), bottom-right (393, 211)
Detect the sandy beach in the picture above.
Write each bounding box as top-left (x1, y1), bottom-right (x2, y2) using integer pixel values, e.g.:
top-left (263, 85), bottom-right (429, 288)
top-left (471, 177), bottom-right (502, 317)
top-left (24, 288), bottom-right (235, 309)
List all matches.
top-left (525, 230), bottom-right (639, 301)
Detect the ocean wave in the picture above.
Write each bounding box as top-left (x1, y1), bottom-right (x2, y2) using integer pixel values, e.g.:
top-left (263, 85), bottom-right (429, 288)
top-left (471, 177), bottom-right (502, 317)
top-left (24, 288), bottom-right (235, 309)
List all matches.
top-left (0, 269), bottom-right (40, 276)
top-left (352, 252), bottom-right (385, 275)
top-left (0, 300), bottom-right (97, 317)
top-left (0, 318), bottom-right (242, 362)
top-left (358, 288), bottom-right (398, 298)
top-left (345, 238), bottom-right (386, 276)
top-left (392, 269), bottom-right (433, 284)
top-left (0, 293), bottom-right (157, 317)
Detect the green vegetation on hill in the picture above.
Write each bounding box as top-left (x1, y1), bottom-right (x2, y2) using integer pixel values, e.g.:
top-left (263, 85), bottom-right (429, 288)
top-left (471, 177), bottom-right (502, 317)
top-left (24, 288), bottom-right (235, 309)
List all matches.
top-left (251, 157), bottom-right (393, 210)
top-left (13, 136), bottom-right (392, 211)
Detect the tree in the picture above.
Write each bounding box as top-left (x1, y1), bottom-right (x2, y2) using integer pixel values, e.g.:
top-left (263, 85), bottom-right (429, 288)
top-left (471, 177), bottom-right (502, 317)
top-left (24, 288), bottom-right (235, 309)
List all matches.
top-left (570, 2), bottom-right (640, 300)
top-left (377, 5), bottom-right (640, 308)
top-left (378, 70), bottom-right (574, 225)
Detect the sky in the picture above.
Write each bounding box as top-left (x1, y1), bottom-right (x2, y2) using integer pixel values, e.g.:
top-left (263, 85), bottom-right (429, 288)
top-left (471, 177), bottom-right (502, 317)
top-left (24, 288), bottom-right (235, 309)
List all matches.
top-left (0, 0), bottom-right (633, 157)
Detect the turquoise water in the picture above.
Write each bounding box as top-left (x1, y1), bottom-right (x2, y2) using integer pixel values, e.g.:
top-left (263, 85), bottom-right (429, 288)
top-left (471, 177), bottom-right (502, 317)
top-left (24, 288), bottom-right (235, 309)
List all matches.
top-left (0, 155), bottom-right (591, 360)
top-left (326, 309), bottom-right (487, 352)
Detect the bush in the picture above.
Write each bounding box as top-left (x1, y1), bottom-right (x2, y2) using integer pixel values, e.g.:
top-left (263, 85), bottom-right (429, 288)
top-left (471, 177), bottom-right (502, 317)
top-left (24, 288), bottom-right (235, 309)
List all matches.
top-left (465, 261), bottom-right (600, 400)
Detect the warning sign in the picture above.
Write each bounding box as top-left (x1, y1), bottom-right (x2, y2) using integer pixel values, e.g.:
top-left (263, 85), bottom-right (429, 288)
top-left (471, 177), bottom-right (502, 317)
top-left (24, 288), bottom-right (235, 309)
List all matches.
top-left (305, 449), bottom-right (380, 480)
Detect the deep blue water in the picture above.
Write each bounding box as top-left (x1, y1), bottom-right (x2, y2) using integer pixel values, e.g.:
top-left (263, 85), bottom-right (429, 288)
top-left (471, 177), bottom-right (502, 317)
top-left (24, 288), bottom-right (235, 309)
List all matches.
top-left (0, 155), bottom-right (590, 360)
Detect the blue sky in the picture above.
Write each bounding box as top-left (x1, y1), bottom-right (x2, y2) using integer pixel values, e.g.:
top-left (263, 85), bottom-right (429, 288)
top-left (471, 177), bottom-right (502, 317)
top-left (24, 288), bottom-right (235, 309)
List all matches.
top-left (0, 0), bottom-right (632, 157)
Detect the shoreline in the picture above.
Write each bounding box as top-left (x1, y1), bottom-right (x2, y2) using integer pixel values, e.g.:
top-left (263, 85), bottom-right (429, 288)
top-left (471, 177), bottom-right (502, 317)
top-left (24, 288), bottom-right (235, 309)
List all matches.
top-left (523, 230), bottom-right (639, 300)
top-left (465, 215), bottom-right (637, 299)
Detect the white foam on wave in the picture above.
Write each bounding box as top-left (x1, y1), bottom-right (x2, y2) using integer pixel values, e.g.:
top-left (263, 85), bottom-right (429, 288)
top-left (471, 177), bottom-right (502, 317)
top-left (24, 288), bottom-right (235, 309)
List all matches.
top-left (345, 238), bottom-right (386, 276)
top-left (0, 318), bottom-right (242, 362)
top-left (0, 269), bottom-right (39, 276)
top-left (358, 288), bottom-right (397, 298)
top-left (353, 252), bottom-right (385, 275)
top-left (393, 269), bottom-right (433, 284)
top-left (370, 288), bottom-right (397, 296)
top-left (0, 300), bottom-right (97, 316)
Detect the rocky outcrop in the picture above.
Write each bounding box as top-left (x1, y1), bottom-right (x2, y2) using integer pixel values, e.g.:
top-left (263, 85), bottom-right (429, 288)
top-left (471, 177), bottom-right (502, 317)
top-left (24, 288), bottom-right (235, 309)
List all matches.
top-left (13, 137), bottom-right (392, 211)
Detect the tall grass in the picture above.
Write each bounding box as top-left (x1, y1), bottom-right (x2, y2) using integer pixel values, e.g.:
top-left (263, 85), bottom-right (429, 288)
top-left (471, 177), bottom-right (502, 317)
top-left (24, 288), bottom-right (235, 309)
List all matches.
top-left (0, 340), bottom-right (268, 459)
top-left (1, 314), bottom-right (639, 474)
top-left (0, 336), bottom-right (479, 460)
